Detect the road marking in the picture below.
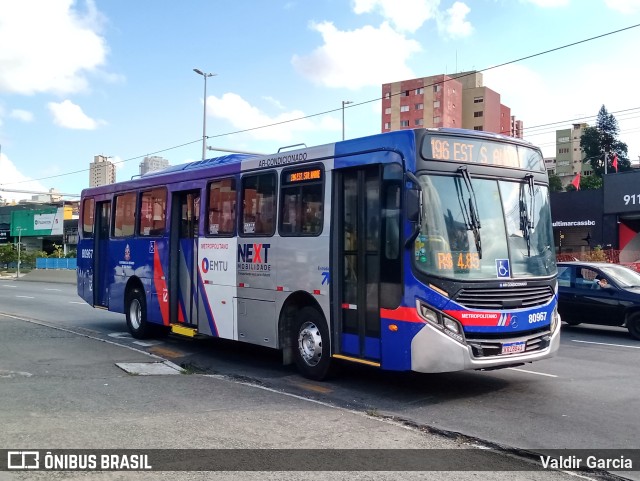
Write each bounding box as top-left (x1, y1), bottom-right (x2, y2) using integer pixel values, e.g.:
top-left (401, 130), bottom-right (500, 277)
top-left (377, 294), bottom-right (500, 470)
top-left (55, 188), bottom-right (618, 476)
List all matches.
top-left (108, 332), bottom-right (132, 339)
top-left (69, 301), bottom-right (87, 304)
top-left (287, 380), bottom-right (333, 394)
top-left (16, 295), bottom-right (35, 299)
top-left (133, 340), bottom-right (162, 347)
top-left (506, 367), bottom-right (558, 378)
top-left (572, 339), bottom-right (640, 349)
top-left (1, 285), bottom-right (17, 288)
top-left (45, 288), bottom-right (62, 291)
top-left (149, 346), bottom-right (187, 359)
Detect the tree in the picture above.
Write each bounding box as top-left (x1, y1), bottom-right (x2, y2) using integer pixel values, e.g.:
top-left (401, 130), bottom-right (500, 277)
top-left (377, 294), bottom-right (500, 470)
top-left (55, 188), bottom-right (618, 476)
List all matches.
top-left (580, 105), bottom-right (630, 177)
top-left (564, 174), bottom-right (602, 191)
top-left (0, 244), bottom-right (17, 268)
top-left (548, 173), bottom-right (563, 192)
top-left (581, 174), bottom-right (602, 190)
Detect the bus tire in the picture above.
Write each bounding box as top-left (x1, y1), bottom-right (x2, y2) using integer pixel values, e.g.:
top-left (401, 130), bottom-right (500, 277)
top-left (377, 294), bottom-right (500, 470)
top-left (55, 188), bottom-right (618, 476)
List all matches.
top-left (125, 288), bottom-right (152, 339)
top-left (293, 307), bottom-right (333, 381)
top-left (628, 313), bottom-right (640, 340)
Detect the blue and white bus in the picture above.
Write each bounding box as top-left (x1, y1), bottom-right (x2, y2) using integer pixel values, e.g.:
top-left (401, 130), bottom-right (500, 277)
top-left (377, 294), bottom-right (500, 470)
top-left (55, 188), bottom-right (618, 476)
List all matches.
top-left (77, 128), bottom-right (560, 379)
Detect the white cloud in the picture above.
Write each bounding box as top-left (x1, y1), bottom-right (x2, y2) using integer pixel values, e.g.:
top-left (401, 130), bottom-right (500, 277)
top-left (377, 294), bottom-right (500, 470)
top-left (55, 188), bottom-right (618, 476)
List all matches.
top-left (483, 60), bottom-right (640, 159)
top-left (48, 100), bottom-right (101, 130)
top-left (437, 2), bottom-right (473, 39)
top-left (263, 96), bottom-right (286, 110)
top-left (292, 21), bottom-right (421, 89)
top-left (353, 0), bottom-right (440, 33)
top-left (0, 153), bottom-right (49, 201)
top-left (0, 0), bottom-right (107, 95)
top-left (9, 109), bottom-right (34, 122)
top-left (522, 0), bottom-right (570, 7)
top-left (605, 0), bottom-right (640, 13)
top-left (207, 92), bottom-right (340, 142)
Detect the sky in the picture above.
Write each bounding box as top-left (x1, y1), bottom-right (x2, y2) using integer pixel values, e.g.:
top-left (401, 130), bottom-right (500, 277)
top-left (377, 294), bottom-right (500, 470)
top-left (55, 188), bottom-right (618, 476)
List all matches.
top-left (1, 0), bottom-right (640, 202)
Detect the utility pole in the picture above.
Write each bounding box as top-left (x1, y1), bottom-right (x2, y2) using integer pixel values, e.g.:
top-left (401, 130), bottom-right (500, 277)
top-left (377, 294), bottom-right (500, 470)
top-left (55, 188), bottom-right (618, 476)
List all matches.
top-left (16, 227), bottom-right (25, 279)
top-left (193, 69), bottom-right (217, 160)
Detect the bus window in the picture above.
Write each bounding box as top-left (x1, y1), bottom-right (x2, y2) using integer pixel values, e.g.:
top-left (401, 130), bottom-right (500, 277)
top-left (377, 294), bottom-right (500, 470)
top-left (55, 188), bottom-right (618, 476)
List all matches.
top-left (279, 166), bottom-right (323, 236)
top-left (82, 198), bottom-right (95, 238)
top-left (240, 172), bottom-right (276, 236)
top-left (139, 188), bottom-right (166, 236)
top-left (207, 178), bottom-right (236, 236)
top-left (113, 192), bottom-right (137, 237)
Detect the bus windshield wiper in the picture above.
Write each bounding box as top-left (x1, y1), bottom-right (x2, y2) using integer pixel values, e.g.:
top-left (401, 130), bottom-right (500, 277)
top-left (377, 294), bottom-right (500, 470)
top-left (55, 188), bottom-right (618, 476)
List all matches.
top-left (519, 174), bottom-right (535, 257)
top-left (456, 166), bottom-right (482, 259)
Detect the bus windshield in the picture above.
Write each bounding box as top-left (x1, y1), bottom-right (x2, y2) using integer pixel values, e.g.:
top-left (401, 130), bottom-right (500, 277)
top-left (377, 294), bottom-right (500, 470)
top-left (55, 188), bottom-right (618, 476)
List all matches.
top-left (413, 174), bottom-right (556, 280)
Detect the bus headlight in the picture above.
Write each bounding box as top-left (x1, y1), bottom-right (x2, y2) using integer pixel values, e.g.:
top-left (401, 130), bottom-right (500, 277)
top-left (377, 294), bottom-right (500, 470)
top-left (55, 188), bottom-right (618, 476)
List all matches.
top-left (416, 300), bottom-right (465, 344)
top-left (551, 305), bottom-right (559, 332)
top-left (417, 303), bottom-right (440, 326)
top-left (443, 317), bottom-right (460, 334)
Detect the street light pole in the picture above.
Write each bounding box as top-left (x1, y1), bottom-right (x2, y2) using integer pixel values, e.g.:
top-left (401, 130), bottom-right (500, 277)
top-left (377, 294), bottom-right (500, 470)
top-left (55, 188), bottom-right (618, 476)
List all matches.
top-left (342, 100), bottom-right (353, 141)
top-left (193, 68), bottom-right (217, 160)
top-left (16, 227), bottom-right (24, 279)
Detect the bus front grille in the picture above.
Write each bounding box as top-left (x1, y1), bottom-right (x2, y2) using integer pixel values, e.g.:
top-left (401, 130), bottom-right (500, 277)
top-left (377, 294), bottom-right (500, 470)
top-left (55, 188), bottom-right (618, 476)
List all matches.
top-left (455, 285), bottom-right (554, 310)
top-left (467, 330), bottom-right (552, 358)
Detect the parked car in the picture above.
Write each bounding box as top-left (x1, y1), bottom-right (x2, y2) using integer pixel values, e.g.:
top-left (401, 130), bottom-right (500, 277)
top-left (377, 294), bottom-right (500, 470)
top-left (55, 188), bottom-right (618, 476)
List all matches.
top-left (557, 261), bottom-right (640, 340)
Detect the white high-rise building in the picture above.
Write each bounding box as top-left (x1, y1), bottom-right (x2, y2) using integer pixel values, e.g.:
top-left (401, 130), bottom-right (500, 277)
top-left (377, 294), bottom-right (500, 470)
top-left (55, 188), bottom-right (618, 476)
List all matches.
top-left (139, 156), bottom-right (170, 176)
top-left (89, 155), bottom-right (116, 187)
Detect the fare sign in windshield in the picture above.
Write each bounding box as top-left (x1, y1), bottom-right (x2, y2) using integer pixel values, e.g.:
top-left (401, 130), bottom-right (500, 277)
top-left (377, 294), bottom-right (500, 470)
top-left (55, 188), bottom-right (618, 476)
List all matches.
top-left (423, 135), bottom-right (544, 171)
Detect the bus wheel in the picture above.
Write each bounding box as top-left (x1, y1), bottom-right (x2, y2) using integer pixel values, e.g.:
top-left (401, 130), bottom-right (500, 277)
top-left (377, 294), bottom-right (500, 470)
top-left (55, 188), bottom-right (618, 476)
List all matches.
top-left (628, 313), bottom-right (640, 340)
top-left (293, 307), bottom-right (332, 381)
top-left (126, 288), bottom-right (152, 339)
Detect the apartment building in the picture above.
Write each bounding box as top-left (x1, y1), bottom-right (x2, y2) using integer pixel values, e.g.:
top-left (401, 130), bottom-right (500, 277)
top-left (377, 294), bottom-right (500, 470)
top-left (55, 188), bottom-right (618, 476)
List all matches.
top-left (139, 155), bottom-right (170, 176)
top-left (554, 123), bottom-right (590, 188)
top-left (89, 155), bottom-right (116, 187)
top-left (381, 71), bottom-right (523, 138)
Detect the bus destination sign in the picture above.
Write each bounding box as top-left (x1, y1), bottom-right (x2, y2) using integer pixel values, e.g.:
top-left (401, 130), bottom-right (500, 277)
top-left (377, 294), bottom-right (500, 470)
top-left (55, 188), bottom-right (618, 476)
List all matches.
top-left (423, 136), bottom-right (544, 171)
top-left (286, 168), bottom-right (322, 184)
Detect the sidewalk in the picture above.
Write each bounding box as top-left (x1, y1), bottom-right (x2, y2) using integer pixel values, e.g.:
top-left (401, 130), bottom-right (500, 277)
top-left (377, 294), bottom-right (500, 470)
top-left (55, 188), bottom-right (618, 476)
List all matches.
top-left (0, 314), bottom-right (592, 481)
top-left (0, 269), bottom-right (76, 283)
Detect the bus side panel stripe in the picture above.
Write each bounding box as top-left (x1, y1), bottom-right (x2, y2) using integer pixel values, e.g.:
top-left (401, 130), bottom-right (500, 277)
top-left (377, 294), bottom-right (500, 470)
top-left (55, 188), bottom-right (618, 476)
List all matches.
top-left (153, 248), bottom-right (169, 326)
top-left (380, 306), bottom-right (425, 324)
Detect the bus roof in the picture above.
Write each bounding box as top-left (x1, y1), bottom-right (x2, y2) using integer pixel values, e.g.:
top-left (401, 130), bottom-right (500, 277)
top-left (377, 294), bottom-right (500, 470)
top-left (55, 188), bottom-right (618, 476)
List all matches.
top-left (80, 128), bottom-right (539, 197)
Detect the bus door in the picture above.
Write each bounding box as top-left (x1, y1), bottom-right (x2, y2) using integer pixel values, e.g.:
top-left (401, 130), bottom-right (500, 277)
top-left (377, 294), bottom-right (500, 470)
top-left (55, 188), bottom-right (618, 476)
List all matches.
top-left (170, 190), bottom-right (200, 326)
top-left (94, 201), bottom-right (111, 308)
top-left (334, 165), bottom-right (382, 362)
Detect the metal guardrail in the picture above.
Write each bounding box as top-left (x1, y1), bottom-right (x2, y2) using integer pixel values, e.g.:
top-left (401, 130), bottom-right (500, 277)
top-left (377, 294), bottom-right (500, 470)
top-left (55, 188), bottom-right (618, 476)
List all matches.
top-left (35, 258), bottom-right (77, 270)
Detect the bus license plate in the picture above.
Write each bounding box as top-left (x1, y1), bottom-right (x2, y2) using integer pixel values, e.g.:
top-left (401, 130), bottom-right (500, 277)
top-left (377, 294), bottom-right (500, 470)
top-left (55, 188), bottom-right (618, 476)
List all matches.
top-left (501, 341), bottom-right (526, 355)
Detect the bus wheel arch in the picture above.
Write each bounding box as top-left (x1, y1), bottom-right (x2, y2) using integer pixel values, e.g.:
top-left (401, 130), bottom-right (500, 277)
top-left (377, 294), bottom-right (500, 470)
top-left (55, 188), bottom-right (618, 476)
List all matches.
top-left (278, 293), bottom-right (327, 363)
top-left (125, 278), bottom-right (152, 339)
top-left (279, 292), bottom-right (332, 380)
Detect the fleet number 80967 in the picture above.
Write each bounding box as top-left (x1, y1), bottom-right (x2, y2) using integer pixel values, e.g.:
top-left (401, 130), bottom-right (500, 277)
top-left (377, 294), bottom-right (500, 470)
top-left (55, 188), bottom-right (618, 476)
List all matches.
top-left (528, 312), bottom-right (547, 324)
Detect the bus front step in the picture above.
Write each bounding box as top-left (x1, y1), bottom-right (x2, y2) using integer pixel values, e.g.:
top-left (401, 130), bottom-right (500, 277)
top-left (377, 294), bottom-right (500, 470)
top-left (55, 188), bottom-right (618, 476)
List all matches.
top-left (170, 324), bottom-right (198, 338)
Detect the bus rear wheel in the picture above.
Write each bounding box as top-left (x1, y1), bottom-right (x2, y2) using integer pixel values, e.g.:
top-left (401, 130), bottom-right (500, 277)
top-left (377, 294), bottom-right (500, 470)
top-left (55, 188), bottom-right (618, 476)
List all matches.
top-left (126, 287), bottom-right (152, 339)
top-left (293, 307), bottom-right (332, 381)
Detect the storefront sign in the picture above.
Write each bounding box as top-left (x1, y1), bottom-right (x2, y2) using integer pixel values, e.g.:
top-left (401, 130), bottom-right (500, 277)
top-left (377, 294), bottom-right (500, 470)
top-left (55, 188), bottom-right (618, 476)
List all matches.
top-left (604, 172), bottom-right (640, 214)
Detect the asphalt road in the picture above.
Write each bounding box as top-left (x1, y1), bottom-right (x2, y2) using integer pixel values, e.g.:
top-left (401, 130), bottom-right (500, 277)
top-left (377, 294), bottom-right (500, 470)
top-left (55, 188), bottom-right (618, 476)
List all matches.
top-left (1, 277), bottom-right (638, 479)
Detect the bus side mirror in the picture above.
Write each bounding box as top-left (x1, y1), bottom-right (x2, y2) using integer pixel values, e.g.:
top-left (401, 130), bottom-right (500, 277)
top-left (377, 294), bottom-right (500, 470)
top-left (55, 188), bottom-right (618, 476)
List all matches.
top-left (406, 189), bottom-right (420, 223)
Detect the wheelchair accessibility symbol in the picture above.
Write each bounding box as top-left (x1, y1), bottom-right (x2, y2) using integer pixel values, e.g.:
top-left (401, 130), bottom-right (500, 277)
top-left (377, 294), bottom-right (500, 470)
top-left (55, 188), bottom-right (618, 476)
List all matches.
top-left (496, 259), bottom-right (510, 278)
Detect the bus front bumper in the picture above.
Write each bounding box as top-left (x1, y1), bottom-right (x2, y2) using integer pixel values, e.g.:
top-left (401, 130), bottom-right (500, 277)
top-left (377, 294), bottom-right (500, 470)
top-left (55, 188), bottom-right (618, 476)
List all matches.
top-left (410, 321), bottom-right (561, 373)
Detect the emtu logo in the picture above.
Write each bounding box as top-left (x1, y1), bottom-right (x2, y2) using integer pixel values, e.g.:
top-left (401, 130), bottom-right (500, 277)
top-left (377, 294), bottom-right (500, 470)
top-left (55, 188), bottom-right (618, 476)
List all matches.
top-left (238, 244), bottom-right (271, 263)
top-left (202, 258), bottom-right (228, 273)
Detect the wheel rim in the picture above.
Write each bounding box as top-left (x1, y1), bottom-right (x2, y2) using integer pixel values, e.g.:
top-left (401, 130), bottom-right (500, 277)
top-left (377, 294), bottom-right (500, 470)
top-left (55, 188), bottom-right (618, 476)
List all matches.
top-left (129, 298), bottom-right (142, 330)
top-left (298, 321), bottom-right (323, 367)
